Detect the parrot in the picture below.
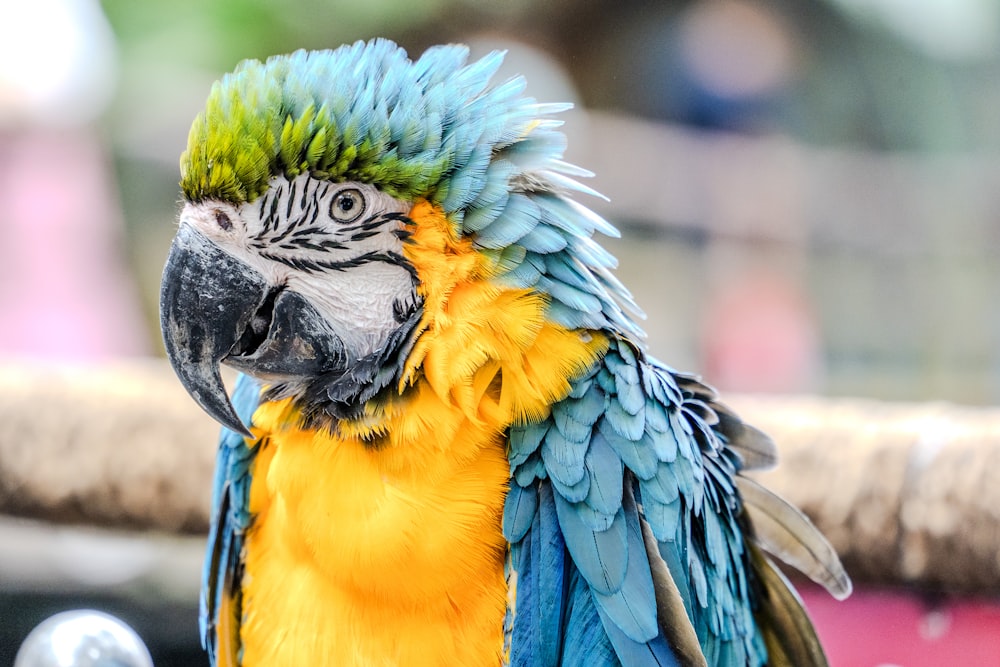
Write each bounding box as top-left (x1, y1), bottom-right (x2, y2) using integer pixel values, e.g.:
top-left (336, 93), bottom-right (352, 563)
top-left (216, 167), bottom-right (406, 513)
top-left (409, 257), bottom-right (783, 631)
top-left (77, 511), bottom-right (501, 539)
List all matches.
top-left (159, 39), bottom-right (851, 667)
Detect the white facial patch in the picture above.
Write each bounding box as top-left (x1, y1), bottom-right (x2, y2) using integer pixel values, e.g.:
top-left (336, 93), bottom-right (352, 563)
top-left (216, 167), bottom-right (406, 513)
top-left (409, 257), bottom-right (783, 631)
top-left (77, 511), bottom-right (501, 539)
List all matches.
top-left (179, 175), bottom-right (418, 359)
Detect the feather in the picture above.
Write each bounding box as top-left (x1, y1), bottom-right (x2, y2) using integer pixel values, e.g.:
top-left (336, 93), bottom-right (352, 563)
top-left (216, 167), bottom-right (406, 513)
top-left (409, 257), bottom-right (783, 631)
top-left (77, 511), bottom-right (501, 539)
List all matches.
top-left (581, 440), bottom-right (624, 525)
top-left (545, 299), bottom-right (601, 331)
top-left (599, 419), bottom-right (658, 480)
top-left (736, 477), bottom-right (852, 600)
top-left (558, 569), bottom-right (620, 666)
top-left (541, 424), bottom-right (589, 488)
top-left (462, 185), bottom-right (511, 232)
top-left (639, 463), bottom-right (680, 506)
top-left (539, 275), bottom-right (605, 315)
top-left (606, 396), bottom-right (646, 442)
top-left (590, 484), bottom-right (663, 645)
top-left (595, 604), bottom-right (680, 667)
top-left (509, 484), bottom-right (569, 666)
top-left (553, 400), bottom-right (598, 443)
top-left (642, 498), bottom-right (682, 543)
top-left (498, 257), bottom-right (543, 288)
top-left (551, 467), bottom-right (592, 504)
top-left (474, 193), bottom-right (540, 249)
top-left (503, 481), bottom-right (539, 543)
top-left (544, 250), bottom-right (610, 295)
top-left (731, 423), bottom-right (777, 472)
top-left (717, 413), bottom-right (778, 472)
top-left (519, 222), bottom-right (569, 254)
top-left (532, 101), bottom-right (576, 116)
top-left (213, 520), bottom-right (241, 667)
top-left (509, 420), bottom-right (549, 467)
top-left (645, 410), bottom-right (677, 463)
top-left (574, 500), bottom-right (619, 533)
top-left (514, 451), bottom-right (548, 487)
top-left (554, 494), bottom-right (628, 596)
top-left (555, 381), bottom-right (605, 425)
top-left (539, 169), bottom-right (609, 201)
top-left (640, 515), bottom-right (707, 667)
top-left (749, 543), bottom-right (831, 667)
top-left (615, 375), bottom-right (645, 418)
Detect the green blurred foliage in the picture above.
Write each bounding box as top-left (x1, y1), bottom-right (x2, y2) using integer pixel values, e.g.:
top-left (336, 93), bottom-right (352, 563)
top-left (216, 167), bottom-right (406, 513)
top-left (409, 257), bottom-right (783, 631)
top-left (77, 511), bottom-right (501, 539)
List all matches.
top-left (101, 0), bottom-right (445, 70)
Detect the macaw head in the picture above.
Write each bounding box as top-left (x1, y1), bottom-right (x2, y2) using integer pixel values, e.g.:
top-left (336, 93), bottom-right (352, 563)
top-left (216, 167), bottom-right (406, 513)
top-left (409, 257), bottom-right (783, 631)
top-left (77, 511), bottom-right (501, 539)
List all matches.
top-left (160, 39), bottom-right (639, 435)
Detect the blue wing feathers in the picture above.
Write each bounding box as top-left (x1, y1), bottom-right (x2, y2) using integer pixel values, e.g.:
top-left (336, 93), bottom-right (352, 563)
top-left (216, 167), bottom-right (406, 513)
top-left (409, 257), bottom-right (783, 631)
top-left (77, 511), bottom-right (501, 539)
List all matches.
top-left (473, 193), bottom-right (540, 249)
top-left (592, 486), bottom-right (679, 665)
top-left (560, 569), bottom-right (622, 667)
top-left (606, 397), bottom-right (646, 441)
top-left (539, 276), bottom-right (605, 315)
top-left (498, 259), bottom-right (543, 289)
top-left (540, 426), bottom-right (588, 487)
top-left (509, 484), bottom-right (569, 667)
top-left (642, 498), bottom-right (682, 543)
top-left (545, 300), bottom-right (597, 331)
top-left (509, 420), bottom-right (548, 467)
top-left (536, 486), bottom-right (570, 666)
top-left (644, 397), bottom-right (670, 434)
top-left (519, 223), bottom-right (568, 254)
top-left (553, 399), bottom-right (599, 443)
top-left (582, 431), bottom-right (624, 518)
top-left (502, 480), bottom-right (538, 543)
top-left (572, 500), bottom-right (618, 533)
top-left (505, 337), bottom-right (778, 666)
top-left (513, 451), bottom-right (547, 487)
top-left (200, 373), bottom-right (262, 662)
top-left (600, 421), bottom-right (658, 479)
top-left (553, 495), bottom-right (627, 596)
top-left (588, 485), bottom-right (659, 643)
top-left (640, 464), bottom-right (680, 506)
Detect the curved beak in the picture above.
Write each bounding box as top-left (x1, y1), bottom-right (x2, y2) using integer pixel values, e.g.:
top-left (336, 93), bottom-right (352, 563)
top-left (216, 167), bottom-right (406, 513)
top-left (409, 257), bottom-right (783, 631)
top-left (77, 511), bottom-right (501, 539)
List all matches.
top-left (159, 225), bottom-right (268, 436)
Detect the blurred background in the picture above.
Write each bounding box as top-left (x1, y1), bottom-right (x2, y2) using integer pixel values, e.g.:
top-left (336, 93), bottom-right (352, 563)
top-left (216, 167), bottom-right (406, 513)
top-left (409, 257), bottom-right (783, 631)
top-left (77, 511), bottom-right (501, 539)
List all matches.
top-left (3, 0), bottom-right (1000, 664)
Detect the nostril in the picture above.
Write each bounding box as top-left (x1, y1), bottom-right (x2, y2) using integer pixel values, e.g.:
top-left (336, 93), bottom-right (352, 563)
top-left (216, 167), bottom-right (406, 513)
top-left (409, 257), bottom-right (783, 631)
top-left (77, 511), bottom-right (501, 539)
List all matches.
top-left (215, 209), bottom-right (233, 231)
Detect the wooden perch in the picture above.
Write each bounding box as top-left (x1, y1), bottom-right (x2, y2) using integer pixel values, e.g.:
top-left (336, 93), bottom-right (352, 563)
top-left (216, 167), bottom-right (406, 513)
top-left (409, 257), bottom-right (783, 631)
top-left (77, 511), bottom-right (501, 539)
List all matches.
top-left (0, 361), bottom-right (217, 533)
top-left (730, 394), bottom-right (1000, 595)
top-left (1, 361), bottom-right (999, 593)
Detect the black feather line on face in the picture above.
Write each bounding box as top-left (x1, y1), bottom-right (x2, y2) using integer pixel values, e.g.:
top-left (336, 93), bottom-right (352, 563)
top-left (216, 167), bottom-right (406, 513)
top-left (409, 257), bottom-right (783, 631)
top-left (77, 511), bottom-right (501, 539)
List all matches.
top-left (286, 179), bottom-right (297, 220)
top-left (254, 208), bottom-right (418, 280)
top-left (258, 249), bottom-right (417, 279)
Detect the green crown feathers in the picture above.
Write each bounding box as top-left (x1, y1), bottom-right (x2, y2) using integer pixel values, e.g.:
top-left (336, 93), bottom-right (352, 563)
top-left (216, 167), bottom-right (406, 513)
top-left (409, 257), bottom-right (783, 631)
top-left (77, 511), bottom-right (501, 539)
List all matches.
top-left (182, 39), bottom-right (529, 207)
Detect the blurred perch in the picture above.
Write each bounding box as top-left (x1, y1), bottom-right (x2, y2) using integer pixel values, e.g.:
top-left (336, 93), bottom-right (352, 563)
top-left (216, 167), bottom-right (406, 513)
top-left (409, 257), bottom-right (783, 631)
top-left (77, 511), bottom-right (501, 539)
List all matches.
top-left (2, 361), bottom-right (1000, 594)
top-left (0, 361), bottom-right (217, 533)
top-left (730, 394), bottom-right (1000, 595)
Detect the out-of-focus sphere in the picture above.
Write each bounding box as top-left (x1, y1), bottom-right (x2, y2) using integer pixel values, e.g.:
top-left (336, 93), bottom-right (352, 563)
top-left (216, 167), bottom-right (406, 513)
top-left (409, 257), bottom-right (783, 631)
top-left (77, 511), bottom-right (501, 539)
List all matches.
top-left (14, 610), bottom-right (153, 667)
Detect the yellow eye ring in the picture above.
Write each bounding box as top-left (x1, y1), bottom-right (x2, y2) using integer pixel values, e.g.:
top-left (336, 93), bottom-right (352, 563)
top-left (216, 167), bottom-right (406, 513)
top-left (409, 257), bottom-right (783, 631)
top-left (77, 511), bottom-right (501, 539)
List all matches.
top-left (330, 187), bottom-right (366, 223)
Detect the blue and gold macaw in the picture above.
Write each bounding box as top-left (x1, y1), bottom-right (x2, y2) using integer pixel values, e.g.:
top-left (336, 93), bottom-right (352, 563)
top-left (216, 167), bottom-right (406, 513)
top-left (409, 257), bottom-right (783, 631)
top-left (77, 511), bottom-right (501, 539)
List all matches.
top-left (159, 39), bottom-right (850, 667)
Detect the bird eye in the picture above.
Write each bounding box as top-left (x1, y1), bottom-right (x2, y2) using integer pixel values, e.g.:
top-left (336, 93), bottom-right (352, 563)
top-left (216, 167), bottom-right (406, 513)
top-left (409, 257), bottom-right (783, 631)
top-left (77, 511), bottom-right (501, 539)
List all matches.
top-left (330, 187), bottom-right (366, 223)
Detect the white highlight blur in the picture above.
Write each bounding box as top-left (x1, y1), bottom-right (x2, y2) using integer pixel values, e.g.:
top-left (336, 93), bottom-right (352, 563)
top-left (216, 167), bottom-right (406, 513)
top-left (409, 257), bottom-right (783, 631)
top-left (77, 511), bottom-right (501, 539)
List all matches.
top-left (0, 0), bottom-right (116, 126)
top-left (832, 0), bottom-right (1000, 61)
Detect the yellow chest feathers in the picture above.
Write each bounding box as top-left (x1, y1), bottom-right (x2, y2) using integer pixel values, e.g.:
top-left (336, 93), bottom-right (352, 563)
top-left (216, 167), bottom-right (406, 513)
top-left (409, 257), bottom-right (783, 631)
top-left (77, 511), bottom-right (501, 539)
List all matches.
top-left (238, 202), bottom-right (607, 666)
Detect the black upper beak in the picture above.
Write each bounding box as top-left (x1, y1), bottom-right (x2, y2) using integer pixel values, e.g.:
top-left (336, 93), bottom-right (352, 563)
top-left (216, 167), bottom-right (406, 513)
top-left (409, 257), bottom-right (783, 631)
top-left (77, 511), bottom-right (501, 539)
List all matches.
top-left (160, 225), bottom-right (268, 436)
